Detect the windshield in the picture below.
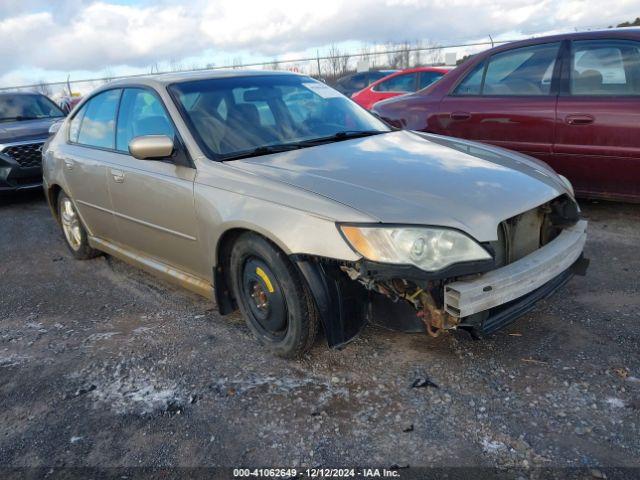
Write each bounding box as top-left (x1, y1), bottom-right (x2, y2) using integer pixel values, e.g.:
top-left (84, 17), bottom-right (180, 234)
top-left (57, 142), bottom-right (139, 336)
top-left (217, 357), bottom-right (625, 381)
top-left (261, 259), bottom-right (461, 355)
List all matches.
top-left (0, 94), bottom-right (65, 122)
top-left (169, 74), bottom-right (390, 160)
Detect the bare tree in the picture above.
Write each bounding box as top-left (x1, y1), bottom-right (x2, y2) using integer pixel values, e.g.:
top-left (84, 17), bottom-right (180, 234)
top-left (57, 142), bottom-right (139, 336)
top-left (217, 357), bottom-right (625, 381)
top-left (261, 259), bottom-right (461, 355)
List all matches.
top-left (386, 42), bottom-right (411, 69)
top-left (232, 56), bottom-right (243, 69)
top-left (169, 59), bottom-right (183, 72)
top-left (359, 44), bottom-right (376, 69)
top-left (339, 51), bottom-right (350, 75)
top-left (418, 40), bottom-right (443, 66)
top-left (324, 44), bottom-right (350, 79)
top-left (36, 80), bottom-right (51, 97)
top-left (102, 67), bottom-right (115, 83)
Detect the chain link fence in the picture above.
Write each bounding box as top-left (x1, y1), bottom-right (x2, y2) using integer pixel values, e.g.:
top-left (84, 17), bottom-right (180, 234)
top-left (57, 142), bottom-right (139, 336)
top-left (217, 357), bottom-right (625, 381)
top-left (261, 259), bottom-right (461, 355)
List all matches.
top-left (0, 37), bottom-right (517, 104)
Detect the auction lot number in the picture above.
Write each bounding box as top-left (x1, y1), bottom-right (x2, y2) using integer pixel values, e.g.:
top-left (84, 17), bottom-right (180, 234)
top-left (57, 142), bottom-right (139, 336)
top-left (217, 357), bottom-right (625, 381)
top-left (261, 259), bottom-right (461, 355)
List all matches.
top-left (233, 468), bottom-right (401, 477)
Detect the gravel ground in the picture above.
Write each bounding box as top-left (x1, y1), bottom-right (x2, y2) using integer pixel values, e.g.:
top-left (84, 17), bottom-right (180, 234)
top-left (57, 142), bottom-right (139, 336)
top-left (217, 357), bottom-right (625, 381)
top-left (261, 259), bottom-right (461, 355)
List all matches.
top-left (0, 191), bottom-right (639, 476)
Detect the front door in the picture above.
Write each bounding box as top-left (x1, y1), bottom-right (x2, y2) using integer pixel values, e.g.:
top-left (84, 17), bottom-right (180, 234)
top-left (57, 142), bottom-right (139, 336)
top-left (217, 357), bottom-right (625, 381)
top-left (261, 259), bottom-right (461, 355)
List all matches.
top-left (106, 88), bottom-right (202, 276)
top-left (554, 38), bottom-right (640, 200)
top-left (436, 42), bottom-right (561, 163)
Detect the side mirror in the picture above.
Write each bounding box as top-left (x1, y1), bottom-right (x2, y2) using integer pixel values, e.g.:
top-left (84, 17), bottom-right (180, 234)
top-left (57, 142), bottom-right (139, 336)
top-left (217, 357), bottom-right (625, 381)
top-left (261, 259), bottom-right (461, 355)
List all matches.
top-left (128, 135), bottom-right (174, 160)
top-left (48, 120), bottom-right (64, 136)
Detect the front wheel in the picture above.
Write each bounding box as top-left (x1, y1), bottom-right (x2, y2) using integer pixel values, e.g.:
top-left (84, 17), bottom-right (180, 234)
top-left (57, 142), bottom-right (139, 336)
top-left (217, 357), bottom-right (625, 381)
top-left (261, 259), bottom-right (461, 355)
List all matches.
top-left (57, 191), bottom-right (100, 260)
top-left (229, 233), bottom-right (318, 358)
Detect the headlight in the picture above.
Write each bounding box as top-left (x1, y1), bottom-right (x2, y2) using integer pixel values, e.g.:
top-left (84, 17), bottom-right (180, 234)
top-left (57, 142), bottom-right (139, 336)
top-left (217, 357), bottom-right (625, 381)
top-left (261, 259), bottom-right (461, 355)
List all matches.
top-left (339, 225), bottom-right (492, 272)
top-left (558, 174), bottom-right (574, 196)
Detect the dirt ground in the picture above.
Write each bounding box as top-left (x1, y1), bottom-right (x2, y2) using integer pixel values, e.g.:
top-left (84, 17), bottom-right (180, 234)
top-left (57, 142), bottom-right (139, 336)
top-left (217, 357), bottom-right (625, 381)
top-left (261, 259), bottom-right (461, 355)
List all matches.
top-left (1, 191), bottom-right (639, 477)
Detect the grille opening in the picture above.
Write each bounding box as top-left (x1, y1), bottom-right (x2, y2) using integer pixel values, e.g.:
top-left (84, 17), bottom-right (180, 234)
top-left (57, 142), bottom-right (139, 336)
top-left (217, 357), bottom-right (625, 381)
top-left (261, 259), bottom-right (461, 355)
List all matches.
top-left (492, 195), bottom-right (578, 267)
top-left (2, 142), bottom-right (44, 169)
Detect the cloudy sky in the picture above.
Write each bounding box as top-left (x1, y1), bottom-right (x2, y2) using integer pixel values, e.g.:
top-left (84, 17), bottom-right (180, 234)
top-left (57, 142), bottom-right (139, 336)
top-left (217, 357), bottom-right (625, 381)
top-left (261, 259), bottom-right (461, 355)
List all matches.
top-left (1, 0), bottom-right (639, 89)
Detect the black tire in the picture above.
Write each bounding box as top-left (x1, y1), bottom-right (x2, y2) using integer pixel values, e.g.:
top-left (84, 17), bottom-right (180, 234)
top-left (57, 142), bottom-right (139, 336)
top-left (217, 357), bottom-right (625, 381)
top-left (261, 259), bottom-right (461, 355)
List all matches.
top-left (57, 191), bottom-right (100, 260)
top-left (229, 232), bottom-right (318, 358)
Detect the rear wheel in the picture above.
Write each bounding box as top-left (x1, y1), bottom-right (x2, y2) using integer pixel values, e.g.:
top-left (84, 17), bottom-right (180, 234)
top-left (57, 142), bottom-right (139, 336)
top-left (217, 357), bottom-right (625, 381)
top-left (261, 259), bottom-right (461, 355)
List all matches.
top-left (229, 233), bottom-right (318, 358)
top-left (57, 191), bottom-right (99, 260)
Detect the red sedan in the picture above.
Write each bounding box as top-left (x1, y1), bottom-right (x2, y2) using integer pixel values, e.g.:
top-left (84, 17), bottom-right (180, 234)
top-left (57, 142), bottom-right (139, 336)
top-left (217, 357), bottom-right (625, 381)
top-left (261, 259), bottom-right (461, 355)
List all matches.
top-left (372, 29), bottom-right (640, 203)
top-left (351, 67), bottom-right (451, 110)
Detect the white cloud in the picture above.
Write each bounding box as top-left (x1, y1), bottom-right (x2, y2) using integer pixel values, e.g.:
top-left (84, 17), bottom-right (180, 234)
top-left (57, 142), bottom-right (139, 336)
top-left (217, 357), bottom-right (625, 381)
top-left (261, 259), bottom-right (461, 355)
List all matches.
top-left (0, 0), bottom-right (639, 86)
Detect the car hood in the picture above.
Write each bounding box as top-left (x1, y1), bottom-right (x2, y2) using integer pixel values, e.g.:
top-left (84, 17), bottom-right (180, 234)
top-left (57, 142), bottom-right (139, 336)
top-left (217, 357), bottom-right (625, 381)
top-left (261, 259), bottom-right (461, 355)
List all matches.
top-left (0, 118), bottom-right (59, 144)
top-left (228, 130), bottom-right (569, 241)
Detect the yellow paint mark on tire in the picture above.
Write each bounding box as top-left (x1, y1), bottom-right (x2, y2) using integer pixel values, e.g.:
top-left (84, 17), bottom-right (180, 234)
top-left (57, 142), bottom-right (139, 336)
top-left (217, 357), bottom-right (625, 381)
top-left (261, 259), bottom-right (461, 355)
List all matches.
top-left (256, 267), bottom-right (275, 293)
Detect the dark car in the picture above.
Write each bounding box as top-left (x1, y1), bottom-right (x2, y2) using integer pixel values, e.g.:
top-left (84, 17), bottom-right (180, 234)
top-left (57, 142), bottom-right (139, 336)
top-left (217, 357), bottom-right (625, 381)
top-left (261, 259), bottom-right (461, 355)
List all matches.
top-left (372, 29), bottom-right (640, 202)
top-left (0, 92), bottom-right (65, 193)
top-left (333, 70), bottom-right (398, 97)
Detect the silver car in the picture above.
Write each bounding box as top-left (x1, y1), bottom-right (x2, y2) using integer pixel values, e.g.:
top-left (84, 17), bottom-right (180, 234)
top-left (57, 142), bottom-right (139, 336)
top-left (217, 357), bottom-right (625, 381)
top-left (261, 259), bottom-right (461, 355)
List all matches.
top-left (43, 71), bottom-right (588, 358)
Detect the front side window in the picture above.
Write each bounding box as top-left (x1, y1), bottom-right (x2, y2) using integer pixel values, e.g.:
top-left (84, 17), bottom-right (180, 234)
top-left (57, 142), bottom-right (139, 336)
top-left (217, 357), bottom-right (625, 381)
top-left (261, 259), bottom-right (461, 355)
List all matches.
top-left (116, 88), bottom-right (175, 152)
top-left (453, 61), bottom-right (485, 95)
top-left (169, 74), bottom-right (389, 159)
top-left (76, 89), bottom-right (121, 149)
top-left (374, 73), bottom-right (418, 92)
top-left (571, 39), bottom-right (640, 95)
top-left (0, 94), bottom-right (64, 122)
top-left (68, 104), bottom-right (87, 143)
top-left (482, 42), bottom-right (560, 95)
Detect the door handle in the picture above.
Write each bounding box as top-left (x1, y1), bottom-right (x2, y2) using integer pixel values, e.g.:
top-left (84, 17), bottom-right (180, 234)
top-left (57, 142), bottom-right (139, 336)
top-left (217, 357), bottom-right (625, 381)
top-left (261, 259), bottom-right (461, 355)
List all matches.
top-left (63, 158), bottom-right (74, 170)
top-left (450, 111), bottom-right (471, 121)
top-left (110, 169), bottom-right (125, 183)
top-left (565, 114), bottom-right (594, 125)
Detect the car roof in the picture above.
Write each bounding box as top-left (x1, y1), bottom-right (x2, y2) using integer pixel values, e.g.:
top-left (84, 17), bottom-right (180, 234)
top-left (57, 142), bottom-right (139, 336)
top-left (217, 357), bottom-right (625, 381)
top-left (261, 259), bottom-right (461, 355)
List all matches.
top-left (489, 27), bottom-right (640, 53)
top-left (397, 66), bottom-right (453, 73)
top-left (366, 66), bottom-right (451, 86)
top-left (103, 69), bottom-right (305, 89)
top-left (337, 70), bottom-right (398, 81)
top-left (0, 91), bottom-right (45, 97)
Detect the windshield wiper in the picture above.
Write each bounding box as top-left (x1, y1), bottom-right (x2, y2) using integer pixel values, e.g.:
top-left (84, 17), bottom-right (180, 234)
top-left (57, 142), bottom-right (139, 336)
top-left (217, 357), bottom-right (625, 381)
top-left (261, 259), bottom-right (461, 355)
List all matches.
top-left (219, 131), bottom-right (387, 161)
top-left (297, 130), bottom-right (386, 146)
top-left (219, 143), bottom-right (304, 161)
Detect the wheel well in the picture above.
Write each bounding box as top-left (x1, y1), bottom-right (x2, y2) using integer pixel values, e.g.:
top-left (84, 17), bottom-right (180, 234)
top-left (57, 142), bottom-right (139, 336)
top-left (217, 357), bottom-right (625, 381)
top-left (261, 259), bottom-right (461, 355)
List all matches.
top-left (47, 184), bottom-right (63, 222)
top-left (213, 228), bottom-right (251, 315)
top-left (213, 228), bottom-right (362, 347)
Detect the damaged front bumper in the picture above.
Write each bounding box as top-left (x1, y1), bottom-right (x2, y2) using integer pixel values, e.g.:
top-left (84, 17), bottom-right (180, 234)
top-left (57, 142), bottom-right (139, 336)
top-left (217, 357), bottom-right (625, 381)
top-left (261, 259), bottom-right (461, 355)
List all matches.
top-left (445, 220), bottom-right (587, 317)
top-left (294, 220), bottom-right (588, 348)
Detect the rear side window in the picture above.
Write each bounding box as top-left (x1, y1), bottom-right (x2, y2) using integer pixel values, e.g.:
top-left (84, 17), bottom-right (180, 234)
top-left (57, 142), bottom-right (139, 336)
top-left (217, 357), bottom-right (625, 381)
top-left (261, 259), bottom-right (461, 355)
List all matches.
top-left (374, 73), bottom-right (418, 92)
top-left (418, 71), bottom-right (444, 90)
top-left (116, 88), bottom-right (175, 152)
top-left (571, 39), bottom-right (640, 96)
top-left (483, 42), bottom-right (560, 95)
top-left (368, 71), bottom-right (391, 83)
top-left (76, 89), bottom-right (121, 149)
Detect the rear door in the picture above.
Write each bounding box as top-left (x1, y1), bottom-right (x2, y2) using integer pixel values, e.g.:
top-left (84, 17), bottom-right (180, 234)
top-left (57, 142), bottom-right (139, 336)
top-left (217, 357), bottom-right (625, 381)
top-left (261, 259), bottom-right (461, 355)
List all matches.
top-left (106, 87), bottom-right (203, 276)
top-left (554, 38), bottom-right (640, 200)
top-left (436, 42), bottom-right (561, 162)
top-left (58, 89), bottom-right (121, 240)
